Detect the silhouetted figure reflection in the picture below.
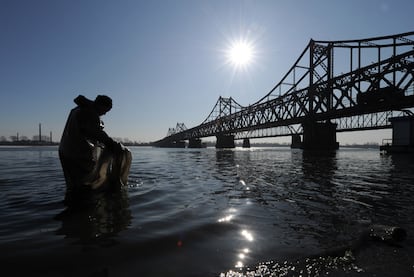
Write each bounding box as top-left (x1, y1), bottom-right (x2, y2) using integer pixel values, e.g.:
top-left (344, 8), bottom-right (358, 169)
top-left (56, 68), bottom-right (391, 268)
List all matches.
top-left (55, 188), bottom-right (131, 245)
top-left (59, 95), bottom-right (127, 206)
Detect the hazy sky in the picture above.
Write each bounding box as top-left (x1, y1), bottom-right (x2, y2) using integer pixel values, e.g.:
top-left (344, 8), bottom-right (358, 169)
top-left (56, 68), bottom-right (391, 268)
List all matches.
top-left (1, 0), bottom-right (412, 143)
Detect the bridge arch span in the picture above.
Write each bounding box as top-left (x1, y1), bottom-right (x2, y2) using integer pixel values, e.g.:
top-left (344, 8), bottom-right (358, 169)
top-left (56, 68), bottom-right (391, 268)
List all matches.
top-left (154, 31), bottom-right (414, 149)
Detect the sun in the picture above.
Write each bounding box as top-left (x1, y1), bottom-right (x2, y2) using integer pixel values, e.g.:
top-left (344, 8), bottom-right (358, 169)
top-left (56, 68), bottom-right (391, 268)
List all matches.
top-left (226, 39), bottom-right (255, 69)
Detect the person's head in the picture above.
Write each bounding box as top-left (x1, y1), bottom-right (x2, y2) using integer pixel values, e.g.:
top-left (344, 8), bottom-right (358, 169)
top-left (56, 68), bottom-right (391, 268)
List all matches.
top-left (94, 95), bottom-right (112, 115)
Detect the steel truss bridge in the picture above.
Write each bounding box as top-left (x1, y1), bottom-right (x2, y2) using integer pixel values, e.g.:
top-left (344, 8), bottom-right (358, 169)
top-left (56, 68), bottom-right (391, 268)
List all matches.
top-left (155, 31), bottom-right (414, 147)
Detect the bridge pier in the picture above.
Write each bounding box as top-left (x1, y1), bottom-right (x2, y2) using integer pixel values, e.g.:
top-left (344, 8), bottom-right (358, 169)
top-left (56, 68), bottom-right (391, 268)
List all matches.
top-left (380, 116), bottom-right (414, 153)
top-left (188, 138), bottom-right (204, 148)
top-left (242, 138), bottom-right (250, 148)
top-left (302, 121), bottom-right (339, 150)
top-left (171, 140), bottom-right (186, 148)
top-left (155, 140), bottom-right (186, 148)
top-left (291, 134), bottom-right (302, 148)
top-left (216, 134), bottom-right (235, 148)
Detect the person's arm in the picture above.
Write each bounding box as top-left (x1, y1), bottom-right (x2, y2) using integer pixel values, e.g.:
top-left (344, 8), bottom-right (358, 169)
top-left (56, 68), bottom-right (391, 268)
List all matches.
top-left (79, 110), bottom-right (116, 148)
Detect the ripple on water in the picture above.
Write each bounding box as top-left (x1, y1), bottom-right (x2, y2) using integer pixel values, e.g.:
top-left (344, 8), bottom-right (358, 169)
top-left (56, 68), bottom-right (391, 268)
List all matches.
top-left (1, 147), bottom-right (414, 276)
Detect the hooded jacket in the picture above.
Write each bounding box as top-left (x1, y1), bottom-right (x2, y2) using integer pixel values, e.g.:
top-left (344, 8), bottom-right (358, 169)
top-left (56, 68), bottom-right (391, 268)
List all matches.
top-left (59, 95), bottom-right (114, 160)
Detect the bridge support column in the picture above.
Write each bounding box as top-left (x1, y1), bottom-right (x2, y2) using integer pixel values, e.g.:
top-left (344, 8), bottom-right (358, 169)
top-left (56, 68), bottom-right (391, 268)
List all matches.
top-left (188, 138), bottom-right (203, 148)
top-left (216, 134), bottom-right (235, 148)
top-left (242, 138), bottom-right (250, 148)
top-left (156, 140), bottom-right (186, 148)
top-left (302, 121), bottom-right (339, 150)
top-left (380, 116), bottom-right (414, 153)
top-left (291, 134), bottom-right (302, 148)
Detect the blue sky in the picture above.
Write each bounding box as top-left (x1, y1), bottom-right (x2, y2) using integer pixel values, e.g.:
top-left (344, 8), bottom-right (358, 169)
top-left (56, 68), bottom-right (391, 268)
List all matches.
top-left (0, 0), bottom-right (412, 143)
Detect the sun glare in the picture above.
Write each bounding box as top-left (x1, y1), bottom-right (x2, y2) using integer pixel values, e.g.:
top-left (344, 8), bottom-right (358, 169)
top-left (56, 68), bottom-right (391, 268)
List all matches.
top-left (226, 39), bottom-right (255, 69)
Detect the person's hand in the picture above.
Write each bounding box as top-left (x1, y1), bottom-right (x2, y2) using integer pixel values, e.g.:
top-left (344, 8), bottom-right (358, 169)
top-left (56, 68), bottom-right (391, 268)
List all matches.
top-left (107, 140), bottom-right (122, 153)
top-left (114, 141), bottom-right (123, 152)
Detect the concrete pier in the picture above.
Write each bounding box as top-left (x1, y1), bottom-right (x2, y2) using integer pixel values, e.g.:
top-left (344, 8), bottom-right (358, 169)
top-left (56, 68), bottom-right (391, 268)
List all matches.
top-left (188, 138), bottom-right (204, 148)
top-left (302, 121), bottom-right (339, 150)
top-left (291, 134), bottom-right (302, 148)
top-left (242, 138), bottom-right (251, 148)
top-left (216, 134), bottom-right (235, 148)
top-left (380, 116), bottom-right (414, 153)
top-left (156, 140), bottom-right (186, 148)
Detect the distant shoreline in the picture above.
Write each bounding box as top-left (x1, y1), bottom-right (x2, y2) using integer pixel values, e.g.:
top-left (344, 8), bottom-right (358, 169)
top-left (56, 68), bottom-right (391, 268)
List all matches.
top-left (0, 141), bottom-right (380, 149)
top-left (0, 141), bottom-right (59, 146)
top-left (0, 141), bottom-right (151, 147)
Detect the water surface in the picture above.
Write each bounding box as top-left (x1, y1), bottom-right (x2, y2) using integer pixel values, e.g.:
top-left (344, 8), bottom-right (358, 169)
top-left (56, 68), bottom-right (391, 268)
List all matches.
top-left (0, 146), bottom-right (413, 276)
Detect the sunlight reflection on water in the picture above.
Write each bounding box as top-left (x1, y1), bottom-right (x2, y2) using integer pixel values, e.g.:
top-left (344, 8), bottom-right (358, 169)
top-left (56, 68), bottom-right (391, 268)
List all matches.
top-left (0, 146), bottom-right (414, 276)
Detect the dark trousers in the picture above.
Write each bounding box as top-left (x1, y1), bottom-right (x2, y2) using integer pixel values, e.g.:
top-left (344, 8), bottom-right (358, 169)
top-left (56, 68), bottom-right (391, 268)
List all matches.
top-left (59, 152), bottom-right (94, 205)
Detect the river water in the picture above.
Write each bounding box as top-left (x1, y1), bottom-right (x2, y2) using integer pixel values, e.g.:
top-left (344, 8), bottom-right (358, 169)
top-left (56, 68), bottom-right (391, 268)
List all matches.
top-left (0, 146), bottom-right (413, 277)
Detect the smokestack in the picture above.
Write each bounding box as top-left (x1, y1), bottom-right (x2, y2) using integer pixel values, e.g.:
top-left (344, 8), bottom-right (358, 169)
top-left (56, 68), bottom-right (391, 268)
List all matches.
top-left (39, 123), bottom-right (41, 142)
top-left (50, 131), bottom-right (52, 143)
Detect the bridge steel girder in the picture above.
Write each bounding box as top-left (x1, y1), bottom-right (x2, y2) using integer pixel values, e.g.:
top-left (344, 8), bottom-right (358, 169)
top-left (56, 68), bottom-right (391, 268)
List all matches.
top-left (154, 32), bottom-right (414, 146)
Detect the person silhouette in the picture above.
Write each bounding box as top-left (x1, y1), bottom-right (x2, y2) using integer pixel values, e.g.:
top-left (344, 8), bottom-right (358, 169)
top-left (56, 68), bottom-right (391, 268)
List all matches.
top-left (59, 95), bottom-right (122, 205)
